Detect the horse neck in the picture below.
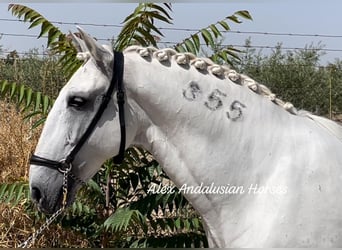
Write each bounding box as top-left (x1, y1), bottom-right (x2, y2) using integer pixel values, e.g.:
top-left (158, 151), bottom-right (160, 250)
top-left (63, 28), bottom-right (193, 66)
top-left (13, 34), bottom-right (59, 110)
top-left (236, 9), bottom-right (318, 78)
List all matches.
top-left (123, 49), bottom-right (296, 212)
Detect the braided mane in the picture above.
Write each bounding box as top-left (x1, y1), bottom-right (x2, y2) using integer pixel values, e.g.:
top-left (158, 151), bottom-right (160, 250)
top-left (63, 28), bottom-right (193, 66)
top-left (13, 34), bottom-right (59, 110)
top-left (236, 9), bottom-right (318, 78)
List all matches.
top-left (124, 46), bottom-right (298, 115)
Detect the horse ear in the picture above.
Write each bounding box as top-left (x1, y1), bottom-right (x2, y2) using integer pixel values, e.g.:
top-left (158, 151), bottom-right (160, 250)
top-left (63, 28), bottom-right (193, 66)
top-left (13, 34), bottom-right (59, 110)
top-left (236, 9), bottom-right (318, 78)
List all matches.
top-left (76, 26), bottom-right (112, 63)
top-left (69, 31), bottom-right (88, 53)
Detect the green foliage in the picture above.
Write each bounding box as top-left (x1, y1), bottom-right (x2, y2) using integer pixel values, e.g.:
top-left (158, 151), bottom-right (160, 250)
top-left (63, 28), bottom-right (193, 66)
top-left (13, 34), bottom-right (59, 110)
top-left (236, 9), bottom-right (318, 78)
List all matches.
top-left (0, 80), bottom-right (54, 128)
top-left (326, 60), bottom-right (342, 115)
top-left (115, 3), bottom-right (173, 51)
top-left (238, 40), bottom-right (342, 115)
top-left (0, 80), bottom-right (54, 114)
top-left (0, 182), bottom-right (29, 206)
top-left (174, 10), bottom-right (252, 65)
top-left (0, 50), bottom-right (66, 98)
top-left (104, 208), bottom-right (146, 233)
top-left (8, 4), bottom-right (81, 78)
top-left (8, 4), bottom-right (63, 46)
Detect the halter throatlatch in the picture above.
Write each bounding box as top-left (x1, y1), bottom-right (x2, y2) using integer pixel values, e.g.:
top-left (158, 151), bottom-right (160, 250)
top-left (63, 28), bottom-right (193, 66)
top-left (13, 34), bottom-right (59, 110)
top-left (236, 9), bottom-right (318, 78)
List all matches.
top-left (30, 50), bottom-right (126, 184)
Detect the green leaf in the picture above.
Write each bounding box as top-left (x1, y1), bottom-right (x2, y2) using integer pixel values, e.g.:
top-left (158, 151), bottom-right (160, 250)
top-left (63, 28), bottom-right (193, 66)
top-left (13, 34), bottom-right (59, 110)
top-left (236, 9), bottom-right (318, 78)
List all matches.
top-left (137, 27), bottom-right (157, 46)
top-left (234, 10), bottom-right (253, 20)
top-left (141, 19), bottom-right (164, 37)
top-left (115, 3), bottom-right (172, 50)
top-left (25, 88), bottom-right (33, 108)
top-left (192, 217), bottom-right (200, 229)
top-left (184, 219), bottom-right (190, 230)
top-left (217, 51), bottom-right (228, 63)
top-left (47, 28), bottom-right (61, 47)
top-left (31, 116), bottom-right (46, 129)
top-left (0, 80), bottom-right (9, 96)
top-left (225, 48), bottom-right (242, 61)
top-left (9, 4), bottom-right (78, 78)
top-left (43, 95), bottom-right (50, 114)
top-left (191, 34), bottom-right (201, 51)
top-left (0, 184), bottom-right (8, 199)
top-left (201, 29), bottom-right (214, 47)
top-left (227, 15), bottom-right (241, 24)
top-left (210, 24), bottom-right (221, 38)
top-left (150, 3), bottom-right (173, 20)
top-left (10, 82), bottom-right (17, 98)
top-left (218, 20), bottom-right (230, 31)
top-left (104, 208), bottom-right (146, 233)
top-left (148, 11), bottom-right (173, 24)
top-left (0, 182), bottom-right (29, 206)
top-left (175, 45), bottom-right (186, 53)
top-left (184, 39), bottom-right (196, 54)
top-left (38, 21), bottom-right (52, 38)
top-left (18, 84), bottom-right (25, 105)
top-left (23, 111), bottom-right (42, 121)
top-left (132, 34), bottom-right (148, 47)
top-left (35, 92), bottom-right (42, 111)
top-left (174, 217), bottom-right (181, 229)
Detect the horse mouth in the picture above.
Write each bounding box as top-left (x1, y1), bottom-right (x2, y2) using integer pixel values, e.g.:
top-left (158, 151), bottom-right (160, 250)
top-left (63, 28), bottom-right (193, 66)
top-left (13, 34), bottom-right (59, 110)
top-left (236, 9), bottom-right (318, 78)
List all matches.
top-left (33, 182), bottom-right (78, 215)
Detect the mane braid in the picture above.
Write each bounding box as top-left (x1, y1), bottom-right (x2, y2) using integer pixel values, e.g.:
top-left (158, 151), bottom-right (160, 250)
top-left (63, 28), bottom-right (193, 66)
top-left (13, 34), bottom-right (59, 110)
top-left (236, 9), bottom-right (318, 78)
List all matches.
top-left (124, 46), bottom-right (298, 115)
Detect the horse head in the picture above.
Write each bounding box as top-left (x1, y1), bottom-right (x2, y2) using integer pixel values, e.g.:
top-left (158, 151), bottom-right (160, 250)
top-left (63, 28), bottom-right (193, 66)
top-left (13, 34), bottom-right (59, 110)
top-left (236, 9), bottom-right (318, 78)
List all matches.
top-left (29, 28), bottom-right (137, 214)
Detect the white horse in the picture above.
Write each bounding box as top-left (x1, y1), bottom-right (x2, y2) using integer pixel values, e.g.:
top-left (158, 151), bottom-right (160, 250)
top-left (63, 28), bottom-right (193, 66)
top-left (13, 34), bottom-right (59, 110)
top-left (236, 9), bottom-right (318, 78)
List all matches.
top-left (29, 28), bottom-right (342, 247)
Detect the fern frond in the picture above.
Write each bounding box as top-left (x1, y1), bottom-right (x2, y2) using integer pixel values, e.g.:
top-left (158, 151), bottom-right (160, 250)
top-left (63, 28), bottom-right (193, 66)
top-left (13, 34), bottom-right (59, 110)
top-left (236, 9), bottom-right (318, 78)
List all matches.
top-left (104, 207), bottom-right (147, 233)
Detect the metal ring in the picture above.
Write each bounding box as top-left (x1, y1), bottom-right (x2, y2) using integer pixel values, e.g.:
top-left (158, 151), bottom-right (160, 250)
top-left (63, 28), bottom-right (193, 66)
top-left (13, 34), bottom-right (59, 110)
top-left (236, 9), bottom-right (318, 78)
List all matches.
top-left (58, 159), bottom-right (73, 174)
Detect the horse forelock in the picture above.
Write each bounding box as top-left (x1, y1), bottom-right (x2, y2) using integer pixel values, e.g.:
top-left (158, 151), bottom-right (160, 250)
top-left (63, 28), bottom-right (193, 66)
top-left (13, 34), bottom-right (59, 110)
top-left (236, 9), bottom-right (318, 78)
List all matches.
top-left (124, 45), bottom-right (298, 115)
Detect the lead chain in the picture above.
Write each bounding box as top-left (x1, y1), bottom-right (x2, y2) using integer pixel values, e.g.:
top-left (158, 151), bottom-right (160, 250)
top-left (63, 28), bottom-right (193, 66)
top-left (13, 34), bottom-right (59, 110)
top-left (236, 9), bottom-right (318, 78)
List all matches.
top-left (19, 165), bottom-right (72, 248)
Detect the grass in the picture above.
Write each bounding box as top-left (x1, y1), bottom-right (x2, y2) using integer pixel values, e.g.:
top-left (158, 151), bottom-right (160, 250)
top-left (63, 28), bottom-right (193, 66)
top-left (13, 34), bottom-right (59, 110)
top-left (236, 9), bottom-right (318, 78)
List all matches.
top-left (0, 100), bottom-right (38, 183)
top-left (0, 201), bottom-right (90, 248)
top-left (0, 100), bottom-right (35, 247)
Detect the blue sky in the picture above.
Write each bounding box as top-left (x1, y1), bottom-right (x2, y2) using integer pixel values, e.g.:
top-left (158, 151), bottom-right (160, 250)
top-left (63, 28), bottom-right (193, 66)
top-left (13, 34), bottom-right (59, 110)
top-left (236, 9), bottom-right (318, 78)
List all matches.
top-left (1, 0), bottom-right (342, 64)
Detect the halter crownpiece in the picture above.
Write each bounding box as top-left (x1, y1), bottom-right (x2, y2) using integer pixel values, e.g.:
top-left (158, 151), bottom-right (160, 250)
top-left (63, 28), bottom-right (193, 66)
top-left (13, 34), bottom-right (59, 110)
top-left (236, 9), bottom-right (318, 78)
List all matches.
top-left (30, 50), bottom-right (126, 185)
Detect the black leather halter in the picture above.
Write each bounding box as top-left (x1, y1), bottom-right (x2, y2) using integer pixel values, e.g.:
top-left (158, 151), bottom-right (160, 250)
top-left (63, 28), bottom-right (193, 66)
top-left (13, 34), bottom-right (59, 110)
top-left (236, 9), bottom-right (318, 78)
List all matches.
top-left (30, 51), bottom-right (126, 183)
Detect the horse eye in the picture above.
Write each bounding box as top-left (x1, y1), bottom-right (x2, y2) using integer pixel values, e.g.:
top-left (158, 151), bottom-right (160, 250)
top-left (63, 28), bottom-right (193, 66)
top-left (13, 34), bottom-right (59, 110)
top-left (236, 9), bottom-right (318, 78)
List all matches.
top-left (68, 96), bottom-right (87, 108)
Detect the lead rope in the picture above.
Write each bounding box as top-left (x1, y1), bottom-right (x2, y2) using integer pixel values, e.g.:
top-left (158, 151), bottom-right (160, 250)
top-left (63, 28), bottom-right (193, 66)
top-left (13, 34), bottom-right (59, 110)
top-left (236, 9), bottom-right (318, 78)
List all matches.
top-left (18, 164), bottom-right (72, 248)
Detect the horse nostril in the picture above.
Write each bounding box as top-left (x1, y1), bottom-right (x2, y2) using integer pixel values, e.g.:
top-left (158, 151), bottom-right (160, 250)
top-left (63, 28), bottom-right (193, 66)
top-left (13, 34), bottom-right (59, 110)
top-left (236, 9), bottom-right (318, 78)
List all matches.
top-left (31, 187), bottom-right (42, 204)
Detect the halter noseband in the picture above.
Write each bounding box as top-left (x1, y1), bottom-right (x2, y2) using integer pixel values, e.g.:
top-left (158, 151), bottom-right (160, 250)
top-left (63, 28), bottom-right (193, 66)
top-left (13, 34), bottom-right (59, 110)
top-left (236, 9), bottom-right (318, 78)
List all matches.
top-left (30, 51), bottom-right (126, 184)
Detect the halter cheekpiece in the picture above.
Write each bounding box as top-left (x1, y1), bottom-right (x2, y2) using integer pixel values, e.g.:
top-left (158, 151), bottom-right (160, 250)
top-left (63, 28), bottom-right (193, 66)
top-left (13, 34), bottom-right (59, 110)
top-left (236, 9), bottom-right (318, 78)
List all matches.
top-left (30, 51), bottom-right (126, 184)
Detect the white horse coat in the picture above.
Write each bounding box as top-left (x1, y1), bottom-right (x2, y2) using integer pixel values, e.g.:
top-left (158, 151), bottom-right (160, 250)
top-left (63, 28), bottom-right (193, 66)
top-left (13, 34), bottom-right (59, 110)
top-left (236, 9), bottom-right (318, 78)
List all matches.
top-left (29, 28), bottom-right (342, 247)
